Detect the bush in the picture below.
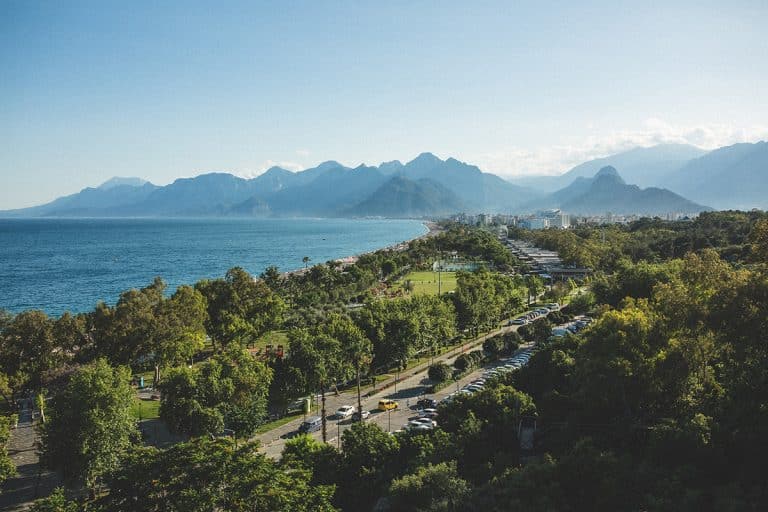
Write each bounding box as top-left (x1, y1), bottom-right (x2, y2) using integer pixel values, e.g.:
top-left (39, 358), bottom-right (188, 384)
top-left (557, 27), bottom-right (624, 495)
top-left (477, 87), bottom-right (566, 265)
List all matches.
top-left (503, 331), bottom-right (522, 352)
top-left (454, 350), bottom-right (484, 372)
top-left (428, 362), bottom-right (452, 382)
top-left (483, 335), bottom-right (507, 358)
top-left (568, 291), bottom-right (596, 314)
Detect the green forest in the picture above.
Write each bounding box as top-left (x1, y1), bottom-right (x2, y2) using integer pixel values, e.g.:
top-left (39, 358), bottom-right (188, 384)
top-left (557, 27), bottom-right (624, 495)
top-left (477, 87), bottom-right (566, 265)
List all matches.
top-left (3, 213), bottom-right (768, 511)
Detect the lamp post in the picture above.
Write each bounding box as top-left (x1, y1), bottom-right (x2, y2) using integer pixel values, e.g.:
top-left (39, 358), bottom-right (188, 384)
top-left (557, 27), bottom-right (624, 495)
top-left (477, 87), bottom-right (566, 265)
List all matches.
top-left (388, 409), bottom-right (392, 432)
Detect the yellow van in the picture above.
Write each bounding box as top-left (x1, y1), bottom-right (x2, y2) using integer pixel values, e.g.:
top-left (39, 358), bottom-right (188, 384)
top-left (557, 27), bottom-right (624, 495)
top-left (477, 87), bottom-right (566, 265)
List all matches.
top-left (378, 399), bottom-right (398, 411)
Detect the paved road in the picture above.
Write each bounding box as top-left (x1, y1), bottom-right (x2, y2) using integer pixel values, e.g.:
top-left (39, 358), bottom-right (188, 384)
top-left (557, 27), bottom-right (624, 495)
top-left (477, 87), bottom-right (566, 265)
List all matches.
top-left (258, 319), bottom-right (538, 459)
top-left (0, 400), bottom-right (60, 512)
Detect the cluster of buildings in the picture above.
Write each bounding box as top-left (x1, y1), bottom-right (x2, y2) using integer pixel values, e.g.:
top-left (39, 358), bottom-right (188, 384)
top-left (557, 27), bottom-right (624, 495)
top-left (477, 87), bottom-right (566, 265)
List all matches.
top-left (450, 209), bottom-right (700, 230)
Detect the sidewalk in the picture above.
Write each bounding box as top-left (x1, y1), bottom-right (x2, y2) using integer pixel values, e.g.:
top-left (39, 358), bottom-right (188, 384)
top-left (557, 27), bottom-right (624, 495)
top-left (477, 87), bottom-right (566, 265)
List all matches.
top-left (0, 403), bottom-right (60, 512)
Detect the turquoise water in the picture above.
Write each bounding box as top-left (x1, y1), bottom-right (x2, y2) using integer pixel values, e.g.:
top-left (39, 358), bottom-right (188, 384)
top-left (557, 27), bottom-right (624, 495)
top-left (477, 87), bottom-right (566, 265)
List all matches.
top-left (0, 218), bottom-right (427, 316)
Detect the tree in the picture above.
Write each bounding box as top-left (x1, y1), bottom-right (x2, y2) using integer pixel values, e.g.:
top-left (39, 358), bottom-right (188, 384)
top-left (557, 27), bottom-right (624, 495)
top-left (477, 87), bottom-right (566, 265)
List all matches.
top-left (389, 461), bottom-right (470, 512)
top-left (159, 346), bottom-right (273, 438)
top-left (95, 438), bottom-right (337, 512)
top-left (381, 259), bottom-right (397, 277)
top-left (0, 310), bottom-right (57, 394)
top-left (89, 277), bottom-right (166, 366)
top-left (303, 256), bottom-right (311, 269)
top-left (0, 414), bottom-right (17, 489)
top-left (320, 314), bottom-right (372, 420)
top-left (152, 285), bottom-right (207, 382)
top-left (196, 267), bottom-right (286, 349)
top-left (280, 434), bottom-right (342, 486)
top-left (524, 274), bottom-right (545, 306)
top-left (338, 422), bottom-right (400, 511)
top-left (39, 359), bottom-right (137, 490)
top-left (286, 330), bottom-right (347, 442)
top-left (29, 488), bottom-right (78, 512)
top-left (428, 362), bottom-right (452, 382)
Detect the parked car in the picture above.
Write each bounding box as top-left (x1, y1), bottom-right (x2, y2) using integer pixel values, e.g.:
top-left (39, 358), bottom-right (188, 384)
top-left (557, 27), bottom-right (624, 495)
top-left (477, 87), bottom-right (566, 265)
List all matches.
top-left (417, 398), bottom-right (438, 409)
top-left (351, 410), bottom-right (371, 422)
top-left (299, 416), bottom-right (323, 433)
top-left (409, 418), bottom-right (437, 427)
top-left (378, 399), bottom-right (399, 411)
top-left (335, 405), bottom-right (355, 419)
top-left (419, 408), bottom-right (439, 417)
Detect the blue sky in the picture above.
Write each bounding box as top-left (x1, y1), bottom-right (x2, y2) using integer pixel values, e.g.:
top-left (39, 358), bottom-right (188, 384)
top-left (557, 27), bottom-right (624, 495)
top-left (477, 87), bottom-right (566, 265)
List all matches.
top-left (1, 0), bottom-right (767, 209)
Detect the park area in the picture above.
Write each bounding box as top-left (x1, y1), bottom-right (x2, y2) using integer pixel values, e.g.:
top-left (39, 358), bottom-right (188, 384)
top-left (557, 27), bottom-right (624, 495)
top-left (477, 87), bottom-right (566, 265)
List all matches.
top-left (396, 270), bottom-right (457, 295)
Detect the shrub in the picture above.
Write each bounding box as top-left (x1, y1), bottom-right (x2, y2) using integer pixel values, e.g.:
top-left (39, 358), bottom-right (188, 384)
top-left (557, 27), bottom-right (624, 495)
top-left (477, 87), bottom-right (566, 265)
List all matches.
top-left (428, 362), bottom-right (452, 382)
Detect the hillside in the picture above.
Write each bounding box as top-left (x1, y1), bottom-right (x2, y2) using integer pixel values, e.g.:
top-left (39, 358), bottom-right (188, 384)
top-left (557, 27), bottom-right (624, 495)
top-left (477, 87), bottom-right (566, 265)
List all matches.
top-left (510, 144), bottom-right (708, 192)
top-left (538, 166), bottom-right (710, 215)
top-left (345, 176), bottom-right (465, 217)
top-left (662, 141), bottom-right (768, 209)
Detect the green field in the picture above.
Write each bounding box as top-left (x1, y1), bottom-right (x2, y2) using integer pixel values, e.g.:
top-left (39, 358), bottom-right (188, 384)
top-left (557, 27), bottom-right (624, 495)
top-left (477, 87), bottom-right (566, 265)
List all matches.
top-left (131, 396), bottom-right (160, 421)
top-left (397, 271), bottom-right (457, 295)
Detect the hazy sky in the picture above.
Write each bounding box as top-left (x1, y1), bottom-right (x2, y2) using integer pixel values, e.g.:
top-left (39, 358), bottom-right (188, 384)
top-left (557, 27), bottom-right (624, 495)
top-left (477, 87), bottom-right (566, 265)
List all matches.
top-left (2, 1), bottom-right (767, 209)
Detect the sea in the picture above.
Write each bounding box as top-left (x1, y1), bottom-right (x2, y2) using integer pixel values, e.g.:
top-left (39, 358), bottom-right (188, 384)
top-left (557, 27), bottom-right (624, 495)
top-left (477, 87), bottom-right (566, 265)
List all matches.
top-left (0, 218), bottom-right (427, 317)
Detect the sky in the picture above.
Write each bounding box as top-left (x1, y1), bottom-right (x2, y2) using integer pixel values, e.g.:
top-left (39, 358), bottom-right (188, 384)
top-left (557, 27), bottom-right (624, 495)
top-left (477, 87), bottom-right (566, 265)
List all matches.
top-left (1, 0), bottom-right (767, 209)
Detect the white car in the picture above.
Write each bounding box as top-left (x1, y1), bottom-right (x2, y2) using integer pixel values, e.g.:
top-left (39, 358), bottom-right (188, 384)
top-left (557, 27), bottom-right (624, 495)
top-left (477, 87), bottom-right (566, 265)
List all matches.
top-left (419, 408), bottom-right (439, 417)
top-left (335, 405), bottom-right (355, 419)
top-left (409, 418), bottom-right (437, 427)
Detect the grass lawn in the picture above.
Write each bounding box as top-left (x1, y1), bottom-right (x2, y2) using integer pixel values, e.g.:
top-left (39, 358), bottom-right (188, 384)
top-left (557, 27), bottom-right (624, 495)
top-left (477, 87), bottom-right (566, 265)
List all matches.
top-left (254, 412), bottom-right (303, 434)
top-left (396, 271), bottom-right (457, 295)
top-left (131, 396), bottom-right (160, 421)
top-left (252, 330), bottom-right (289, 351)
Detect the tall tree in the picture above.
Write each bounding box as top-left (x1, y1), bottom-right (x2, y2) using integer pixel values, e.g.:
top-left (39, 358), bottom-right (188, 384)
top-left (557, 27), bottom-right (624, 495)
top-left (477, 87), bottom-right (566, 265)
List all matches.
top-left (159, 346), bottom-right (273, 438)
top-left (321, 314), bottom-right (372, 418)
top-left (196, 267), bottom-right (285, 349)
top-left (0, 310), bottom-right (57, 394)
top-left (286, 329), bottom-right (347, 442)
top-left (95, 438), bottom-right (337, 512)
top-left (39, 359), bottom-right (137, 491)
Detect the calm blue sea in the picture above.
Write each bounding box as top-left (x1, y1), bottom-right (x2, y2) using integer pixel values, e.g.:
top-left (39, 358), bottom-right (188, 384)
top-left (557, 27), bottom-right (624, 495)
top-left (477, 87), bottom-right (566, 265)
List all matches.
top-left (0, 218), bottom-right (427, 316)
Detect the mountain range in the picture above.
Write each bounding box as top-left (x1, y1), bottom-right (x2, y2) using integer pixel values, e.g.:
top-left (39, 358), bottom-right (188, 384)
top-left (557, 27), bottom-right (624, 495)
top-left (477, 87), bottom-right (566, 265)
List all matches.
top-left (2, 141), bottom-right (765, 218)
top-left (1, 154), bottom-right (537, 218)
top-left (523, 166), bottom-right (710, 215)
top-left (510, 141), bottom-right (768, 210)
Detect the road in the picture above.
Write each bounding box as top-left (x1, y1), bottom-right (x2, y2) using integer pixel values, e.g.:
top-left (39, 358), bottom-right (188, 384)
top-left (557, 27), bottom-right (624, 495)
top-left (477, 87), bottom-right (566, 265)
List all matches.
top-left (257, 320), bottom-right (538, 459)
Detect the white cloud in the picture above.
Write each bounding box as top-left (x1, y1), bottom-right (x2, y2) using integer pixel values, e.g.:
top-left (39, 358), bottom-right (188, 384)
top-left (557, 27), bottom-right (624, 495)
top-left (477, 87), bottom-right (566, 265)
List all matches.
top-left (475, 119), bottom-right (768, 177)
top-left (295, 149), bottom-right (311, 157)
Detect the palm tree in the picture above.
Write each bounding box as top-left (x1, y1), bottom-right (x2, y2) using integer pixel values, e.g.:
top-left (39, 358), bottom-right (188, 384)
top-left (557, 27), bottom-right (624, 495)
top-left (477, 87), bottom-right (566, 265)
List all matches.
top-left (302, 256), bottom-right (311, 269)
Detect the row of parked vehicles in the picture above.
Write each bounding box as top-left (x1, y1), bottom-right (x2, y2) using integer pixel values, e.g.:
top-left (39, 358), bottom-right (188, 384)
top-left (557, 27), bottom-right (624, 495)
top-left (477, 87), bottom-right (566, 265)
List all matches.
top-left (509, 303), bottom-right (560, 325)
top-left (441, 345), bottom-right (536, 405)
top-left (550, 315), bottom-right (592, 338)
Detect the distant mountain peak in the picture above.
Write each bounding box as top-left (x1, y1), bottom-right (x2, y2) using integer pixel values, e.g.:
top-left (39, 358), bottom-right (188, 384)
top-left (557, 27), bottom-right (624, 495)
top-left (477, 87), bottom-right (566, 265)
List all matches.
top-left (262, 166), bottom-right (292, 175)
top-left (594, 166), bottom-right (626, 185)
top-left (316, 160), bottom-right (344, 171)
top-left (98, 177), bottom-right (148, 190)
top-left (409, 152), bottom-right (443, 165)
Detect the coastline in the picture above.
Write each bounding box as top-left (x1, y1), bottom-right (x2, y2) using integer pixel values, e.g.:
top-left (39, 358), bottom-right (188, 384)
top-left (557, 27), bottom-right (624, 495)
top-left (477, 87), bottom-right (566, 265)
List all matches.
top-left (1, 217), bottom-right (430, 316)
top-left (282, 220), bottom-right (439, 277)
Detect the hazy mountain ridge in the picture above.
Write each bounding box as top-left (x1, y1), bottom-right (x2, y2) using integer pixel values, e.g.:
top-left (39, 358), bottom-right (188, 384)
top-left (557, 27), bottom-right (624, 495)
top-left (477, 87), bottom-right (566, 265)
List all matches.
top-left (2, 142), bottom-right (762, 218)
top-left (510, 143), bottom-right (709, 191)
top-left (540, 166), bottom-right (711, 215)
top-left (0, 153), bottom-right (536, 218)
top-left (662, 142), bottom-right (768, 209)
top-left (345, 176), bottom-right (465, 217)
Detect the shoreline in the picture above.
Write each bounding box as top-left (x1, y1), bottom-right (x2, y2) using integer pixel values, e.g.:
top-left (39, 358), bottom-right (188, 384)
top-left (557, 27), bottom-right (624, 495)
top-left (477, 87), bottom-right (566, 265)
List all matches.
top-left (281, 220), bottom-right (440, 277)
top-left (1, 217), bottom-right (432, 316)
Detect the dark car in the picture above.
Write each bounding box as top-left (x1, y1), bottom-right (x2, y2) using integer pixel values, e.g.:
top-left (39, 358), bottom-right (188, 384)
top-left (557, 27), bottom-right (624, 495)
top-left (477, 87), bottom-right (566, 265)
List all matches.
top-left (416, 398), bottom-right (438, 409)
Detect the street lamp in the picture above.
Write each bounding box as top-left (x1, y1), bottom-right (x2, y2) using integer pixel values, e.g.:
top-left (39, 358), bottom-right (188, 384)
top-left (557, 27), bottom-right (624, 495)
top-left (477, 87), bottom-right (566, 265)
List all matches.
top-left (388, 409), bottom-right (392, 432)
